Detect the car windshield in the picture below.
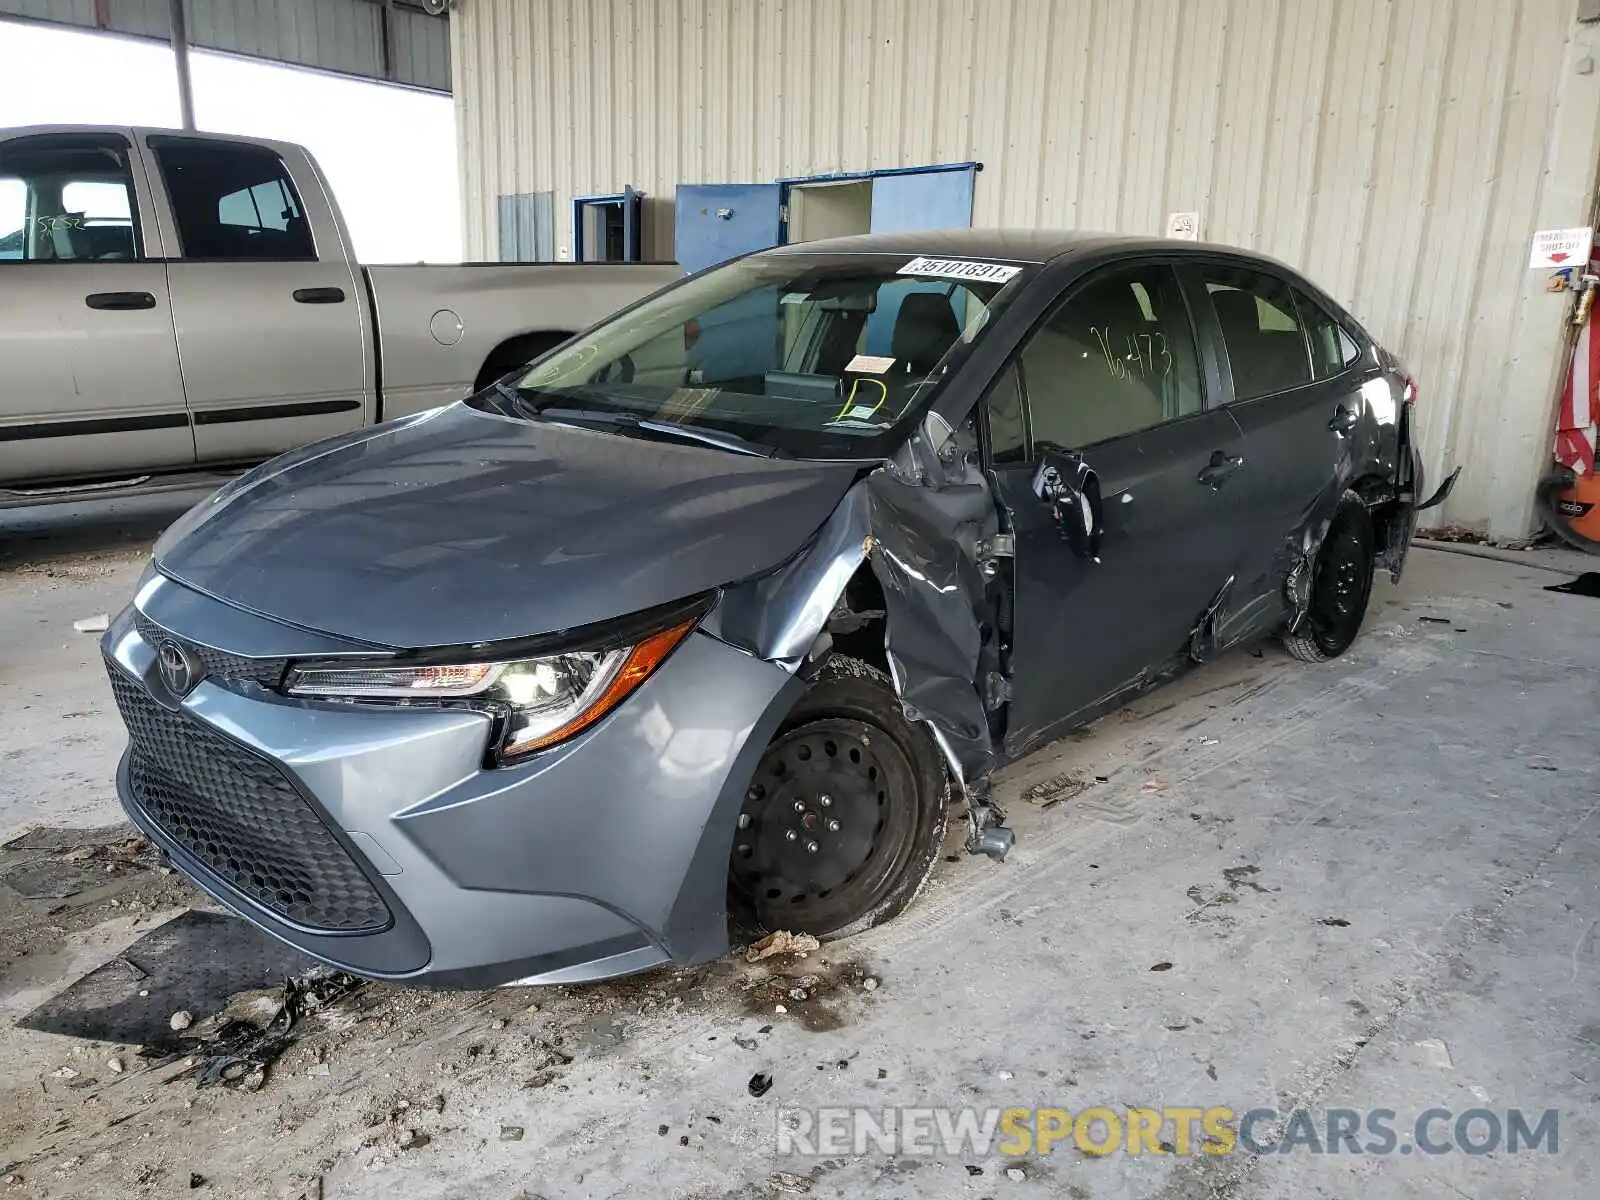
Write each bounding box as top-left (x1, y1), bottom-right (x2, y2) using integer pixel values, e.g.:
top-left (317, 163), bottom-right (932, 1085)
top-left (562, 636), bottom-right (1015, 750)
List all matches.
top-left (481, 251), bottom-right (1029, 459)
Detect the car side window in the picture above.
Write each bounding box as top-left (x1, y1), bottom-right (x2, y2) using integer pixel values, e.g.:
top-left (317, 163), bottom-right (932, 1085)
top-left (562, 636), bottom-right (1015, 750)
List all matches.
top-left (1017, 265), bottom-right (1203, 452)
top-left (151, 139), bottom-right (315, 261)
top-left (982, 361), bottom-right (1028, 464)
top-left (0, 135), bottom-right (140, 262)
top-left (1202, 268), bottom-right (1314, 400)
top-left (1294, 287), bottom-right (1361, 379)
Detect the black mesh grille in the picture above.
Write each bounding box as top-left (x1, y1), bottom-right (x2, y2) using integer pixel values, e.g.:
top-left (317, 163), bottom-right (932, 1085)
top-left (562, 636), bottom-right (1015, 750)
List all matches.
top-left (107, 667), bottom-right (391, 933)
top-left (133, 611), bottom-right (289, 690)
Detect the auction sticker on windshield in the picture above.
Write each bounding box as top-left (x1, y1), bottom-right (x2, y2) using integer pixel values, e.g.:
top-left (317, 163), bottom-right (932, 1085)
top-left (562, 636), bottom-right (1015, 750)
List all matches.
top-left (897, 256), bottom-right (1022, 284)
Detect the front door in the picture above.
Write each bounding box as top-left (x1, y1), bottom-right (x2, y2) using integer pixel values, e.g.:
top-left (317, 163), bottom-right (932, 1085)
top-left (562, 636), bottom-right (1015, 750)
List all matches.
top-left (986, 263), bottom-right (1250, 751)
top-left (143, 135), bottom-right (369, 465)
top-left (0, 131), bottom-right (193, 488)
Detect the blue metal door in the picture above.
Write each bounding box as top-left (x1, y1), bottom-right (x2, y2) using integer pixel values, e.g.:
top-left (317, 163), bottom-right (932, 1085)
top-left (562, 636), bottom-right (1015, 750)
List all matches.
top-left (673, 183), bottom-right (784, 275)
top-left (868, 167), bottom-right (975, 233)
top-left (864, 167), bottom-right (978, 352)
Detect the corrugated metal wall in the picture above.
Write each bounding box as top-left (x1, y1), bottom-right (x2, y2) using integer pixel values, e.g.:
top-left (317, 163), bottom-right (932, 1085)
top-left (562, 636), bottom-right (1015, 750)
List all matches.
top-left (454, 0), bottom-right (1599, 533)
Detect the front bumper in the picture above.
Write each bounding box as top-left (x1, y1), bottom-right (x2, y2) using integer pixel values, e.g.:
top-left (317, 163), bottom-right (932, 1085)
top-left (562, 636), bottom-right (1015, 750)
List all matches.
top-left (104, 576), bottom-right (800, 986)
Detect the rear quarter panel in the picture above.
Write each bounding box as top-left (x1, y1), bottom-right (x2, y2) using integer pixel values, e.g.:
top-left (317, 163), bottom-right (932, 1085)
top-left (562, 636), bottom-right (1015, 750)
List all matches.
top-left (366, 263), bottom-right (683, 418)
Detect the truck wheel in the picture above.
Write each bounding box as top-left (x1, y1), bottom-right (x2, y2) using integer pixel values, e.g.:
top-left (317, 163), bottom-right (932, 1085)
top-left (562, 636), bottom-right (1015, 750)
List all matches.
top-left (1283, 495), bottom-right (1376, 663)
top-left (729, 656), bottom-right (948, 939)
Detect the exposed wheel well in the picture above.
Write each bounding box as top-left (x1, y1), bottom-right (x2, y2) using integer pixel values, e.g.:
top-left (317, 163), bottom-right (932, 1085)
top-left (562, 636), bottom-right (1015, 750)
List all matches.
top-left (473, 330), bottom-right (575, 393)
top-left (821, 567), bottom-right (891, 678)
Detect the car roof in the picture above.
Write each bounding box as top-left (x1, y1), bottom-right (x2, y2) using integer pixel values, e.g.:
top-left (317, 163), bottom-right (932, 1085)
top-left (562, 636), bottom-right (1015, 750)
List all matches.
top-left (763, 227), bottom-right (1298, 273)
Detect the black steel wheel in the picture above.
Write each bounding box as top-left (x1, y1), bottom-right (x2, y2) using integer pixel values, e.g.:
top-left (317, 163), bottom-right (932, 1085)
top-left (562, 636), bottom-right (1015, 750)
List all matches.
top-left (730, 656), bottom-right (947, 938)
top-left (1283, 495), bottom-right (1375, 663)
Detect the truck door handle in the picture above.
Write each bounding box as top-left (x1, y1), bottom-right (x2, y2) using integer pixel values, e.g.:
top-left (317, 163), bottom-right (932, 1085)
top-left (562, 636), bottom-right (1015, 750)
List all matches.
top-left (1328, 405), bottom-right (1360, 433)
top-left (1197, 450), bottom-right (1245, 488)
top-left (292, 287), bottom-right (346, 304)
top-left (84, 291), bottom-right (156, 310)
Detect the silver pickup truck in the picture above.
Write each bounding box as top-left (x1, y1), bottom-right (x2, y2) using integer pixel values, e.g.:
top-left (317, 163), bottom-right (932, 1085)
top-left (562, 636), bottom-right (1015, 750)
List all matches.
top-left (0, 125), bottom-right (680, 504)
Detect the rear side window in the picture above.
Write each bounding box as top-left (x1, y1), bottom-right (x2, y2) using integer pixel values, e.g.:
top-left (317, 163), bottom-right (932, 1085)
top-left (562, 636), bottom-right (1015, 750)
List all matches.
top-left (1294, 287), bottom-right (1361, 378)
top-left (1202, 268), bottom-right (1313, 400)
top-left (151, 139), bottom-right (314, 261)
top-left (0, 134), bottom-right (140, 262)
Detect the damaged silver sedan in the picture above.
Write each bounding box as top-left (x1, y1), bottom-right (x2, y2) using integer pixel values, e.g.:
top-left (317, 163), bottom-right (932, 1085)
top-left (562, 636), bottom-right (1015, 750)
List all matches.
top-left (103, 231), bottom-right (1457, 985)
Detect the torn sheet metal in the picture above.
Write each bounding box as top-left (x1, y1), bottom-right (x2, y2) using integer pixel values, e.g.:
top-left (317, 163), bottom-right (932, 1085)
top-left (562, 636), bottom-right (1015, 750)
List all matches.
top-left (706, 418), bottom-right (1004, 784)
top-left (706, 483), bottom-right (872, 666)
top-left (862, 443), bottom-right (1000, 784)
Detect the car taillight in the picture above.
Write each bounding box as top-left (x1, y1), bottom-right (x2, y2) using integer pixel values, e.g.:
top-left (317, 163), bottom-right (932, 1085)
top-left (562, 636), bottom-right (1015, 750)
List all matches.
top-left (1402, 377), bottom-right (1418, 405)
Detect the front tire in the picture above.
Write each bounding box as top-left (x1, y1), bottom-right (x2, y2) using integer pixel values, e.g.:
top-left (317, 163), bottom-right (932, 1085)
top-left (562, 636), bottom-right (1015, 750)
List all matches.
top-left (1283, 494), bottom-right (1376, 663)
top-left (729, 656), bottom-right (948, 939)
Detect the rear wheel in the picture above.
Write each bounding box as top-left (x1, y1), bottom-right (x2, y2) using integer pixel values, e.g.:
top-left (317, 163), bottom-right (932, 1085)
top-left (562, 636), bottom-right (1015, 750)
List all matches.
top-left (1283, 495), bottom-right (1376, 663)
top-left (729, 656), bottom-right (947, 938)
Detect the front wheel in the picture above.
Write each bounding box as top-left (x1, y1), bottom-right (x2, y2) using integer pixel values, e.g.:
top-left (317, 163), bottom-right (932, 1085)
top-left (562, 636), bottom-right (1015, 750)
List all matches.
top-left (1283, 495), bottom-right (1376, 663)
top-left (729, 656), bottom-right (948, 938)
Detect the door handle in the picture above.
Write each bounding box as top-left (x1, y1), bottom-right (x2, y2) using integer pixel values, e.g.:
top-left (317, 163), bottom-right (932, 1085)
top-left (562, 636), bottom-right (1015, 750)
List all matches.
top-left (292, 287), bottom-right (346, 304)
top-left (84, 291), bottom-right (156, 310)
top-left (1328, 405), bottom-right (1360, 433)
top-left (1197, 450), bottom-right (1245, 488)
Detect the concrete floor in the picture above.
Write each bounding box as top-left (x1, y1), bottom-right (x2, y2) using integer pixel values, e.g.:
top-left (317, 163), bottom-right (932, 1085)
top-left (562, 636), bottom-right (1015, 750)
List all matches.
top-left (0, 496), bottom-right (1597, 1199)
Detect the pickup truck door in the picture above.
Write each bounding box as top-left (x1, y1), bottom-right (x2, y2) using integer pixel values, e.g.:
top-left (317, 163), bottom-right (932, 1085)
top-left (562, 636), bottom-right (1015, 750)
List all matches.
top-left (139, 134), bottom-right (372, 464)
top-left (0, 131), bottom-right (194, 488)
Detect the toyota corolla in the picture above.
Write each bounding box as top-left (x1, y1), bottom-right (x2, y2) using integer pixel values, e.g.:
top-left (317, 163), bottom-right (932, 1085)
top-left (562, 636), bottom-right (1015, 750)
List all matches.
top-left (103, 231), bottom-right (1457, 986)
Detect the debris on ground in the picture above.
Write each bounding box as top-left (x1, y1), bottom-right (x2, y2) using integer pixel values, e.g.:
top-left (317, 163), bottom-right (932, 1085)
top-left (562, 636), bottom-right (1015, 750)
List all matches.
top-left (1417, 526), bottom-right (1488, 544)
top-left (71, 613), bottom-right (110, 633)
top-left (0, 828), bottom-right (158, 902)
top-left (396, 1128), bottom-right (430, 1151)
top-left (170, 967), bottom-right (362, 1091)
top-left (1022, 771), bottom-right (1092, 808)
top-left (748, 1072), bottom-right (774, 1097)
top-left (169, 1010), bottom-right (193, 1031)
top-left (106, 1056), bottom-right (124, 1074)
top-left (745, 930), bottom-right (821, 963)
top-left (499, 1125), bottom-right (524, 1142)
top-left (767, 1171), bottom-right (814, 1194)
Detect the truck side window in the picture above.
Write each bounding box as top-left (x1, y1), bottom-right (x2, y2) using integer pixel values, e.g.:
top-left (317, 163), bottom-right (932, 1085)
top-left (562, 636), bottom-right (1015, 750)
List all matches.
top-left (150, 139), bottom-right (315, 261)
top-left (0, 135), bottom-right (140, 262)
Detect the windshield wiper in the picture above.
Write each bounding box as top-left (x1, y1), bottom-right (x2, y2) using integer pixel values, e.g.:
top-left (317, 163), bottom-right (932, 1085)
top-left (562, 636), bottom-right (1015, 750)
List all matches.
top-left (530, 406), bottom-right (778, 458)
top-left (635, 419), bottom-right (779, 458)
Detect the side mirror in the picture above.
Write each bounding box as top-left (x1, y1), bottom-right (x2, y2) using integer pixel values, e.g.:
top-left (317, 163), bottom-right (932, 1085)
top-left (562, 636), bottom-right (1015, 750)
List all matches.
top-left (1032, 457), bottom-right (1103, 561)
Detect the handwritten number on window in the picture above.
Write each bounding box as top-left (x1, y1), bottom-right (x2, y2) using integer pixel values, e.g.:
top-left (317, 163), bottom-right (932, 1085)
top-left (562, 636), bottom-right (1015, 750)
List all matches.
top-left (1091, 325), bottom-right (1173, 381)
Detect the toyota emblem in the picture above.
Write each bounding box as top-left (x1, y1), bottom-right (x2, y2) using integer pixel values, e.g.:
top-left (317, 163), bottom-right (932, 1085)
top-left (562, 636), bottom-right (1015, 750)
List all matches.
top-left (157, 640), bottom-right (197, 696)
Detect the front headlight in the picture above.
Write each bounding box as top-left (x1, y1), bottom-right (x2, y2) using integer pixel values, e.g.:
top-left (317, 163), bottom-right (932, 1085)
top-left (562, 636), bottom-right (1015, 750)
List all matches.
top-left (285, 616), bottom-right (698, 764)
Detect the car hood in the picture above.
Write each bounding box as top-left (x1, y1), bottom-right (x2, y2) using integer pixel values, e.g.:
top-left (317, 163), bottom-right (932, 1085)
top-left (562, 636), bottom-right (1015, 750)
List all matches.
top-left (153, 403), bottom-right (863, 649)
